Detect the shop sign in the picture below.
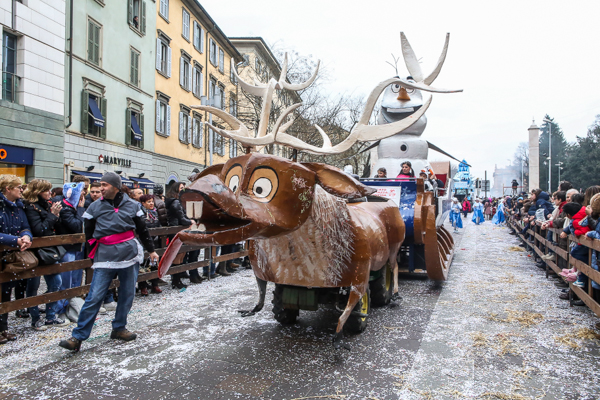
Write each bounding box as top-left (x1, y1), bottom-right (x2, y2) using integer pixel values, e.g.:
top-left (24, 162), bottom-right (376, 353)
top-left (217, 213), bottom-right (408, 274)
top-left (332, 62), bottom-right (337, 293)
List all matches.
top-left (0, 144), bottom-right (34, 165)
top-left (98, 154), bottom-right (132, 167)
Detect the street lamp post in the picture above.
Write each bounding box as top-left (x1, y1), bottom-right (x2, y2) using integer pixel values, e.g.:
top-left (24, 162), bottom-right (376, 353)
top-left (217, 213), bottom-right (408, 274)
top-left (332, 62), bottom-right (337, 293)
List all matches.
top-left (556, 161), bottom-right (563, 184)
top-left (543, 118), bottom-right (552, 192)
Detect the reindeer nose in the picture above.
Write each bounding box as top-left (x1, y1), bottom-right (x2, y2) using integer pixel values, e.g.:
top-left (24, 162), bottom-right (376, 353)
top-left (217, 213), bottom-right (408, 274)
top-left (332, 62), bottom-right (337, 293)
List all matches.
top-left (397, 87), bottom-right (411, 101)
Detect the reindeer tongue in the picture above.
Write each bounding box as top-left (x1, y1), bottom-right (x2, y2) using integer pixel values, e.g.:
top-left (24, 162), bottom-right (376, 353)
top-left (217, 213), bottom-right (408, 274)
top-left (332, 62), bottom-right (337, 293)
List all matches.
top-left (158, 234), bottom-right (183, 278)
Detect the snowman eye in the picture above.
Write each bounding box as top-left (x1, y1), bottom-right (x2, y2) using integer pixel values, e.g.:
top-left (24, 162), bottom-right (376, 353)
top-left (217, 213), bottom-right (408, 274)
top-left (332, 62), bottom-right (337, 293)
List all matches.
top-left (391, 84), bottom-right (401, 93)
top-left (406, 87), bottom-right (415, 94)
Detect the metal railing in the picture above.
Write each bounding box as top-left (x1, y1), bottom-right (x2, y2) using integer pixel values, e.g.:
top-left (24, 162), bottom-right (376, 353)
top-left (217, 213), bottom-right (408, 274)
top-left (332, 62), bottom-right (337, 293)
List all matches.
top-left (2, 71), bottom-right (20, 103)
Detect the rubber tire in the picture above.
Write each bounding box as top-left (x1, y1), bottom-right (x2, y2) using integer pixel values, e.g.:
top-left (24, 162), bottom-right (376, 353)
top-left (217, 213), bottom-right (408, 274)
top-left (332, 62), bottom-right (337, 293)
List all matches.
top-left (272, 284), bottom-right (299, 325)
top-left (370, 264), bottom-right (393, 307)
top-left (345, 288), bottom-right (371, 334)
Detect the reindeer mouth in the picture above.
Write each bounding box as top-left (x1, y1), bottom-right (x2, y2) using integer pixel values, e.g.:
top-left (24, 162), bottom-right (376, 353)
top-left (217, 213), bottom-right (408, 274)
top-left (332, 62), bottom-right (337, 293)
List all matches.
top-left (178, 189), bottom-right (262, 245)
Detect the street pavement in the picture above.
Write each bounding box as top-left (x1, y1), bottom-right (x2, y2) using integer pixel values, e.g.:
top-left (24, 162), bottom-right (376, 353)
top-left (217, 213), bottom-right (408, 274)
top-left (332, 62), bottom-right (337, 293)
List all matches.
top-left (1, 219), bottom-right (599, 399)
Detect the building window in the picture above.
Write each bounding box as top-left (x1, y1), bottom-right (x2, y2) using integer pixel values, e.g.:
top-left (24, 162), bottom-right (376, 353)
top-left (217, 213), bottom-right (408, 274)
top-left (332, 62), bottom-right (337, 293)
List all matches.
top-left (179, 107), bottom-right (191, 144)
top-left (191, 113), bottom-right (203, 148)
top-left (156, 95), bottom-right (171, 137)
top-left (126, 109), bottom-right (144, 149)
top-left (230, 65), bottom-right (237, 85)
top-left (128, 0), bottom-right (146, 34)
top-left (193, 21), bottom-right (204, 53)
top-left (192, 64), bottom-right (203, 99)
top-left (229, 139), bottom-right (237, 158)
top-left (182, 8), bottom-right (190, 41)
top-left (81, 90), bottom-right (106, 138)
top-left (180, 55), bottom-right (191, 91)
top-left (209, 39), bottom-right (217, 66)
top-left (156, 37), bottom-right (171, 78)
top-left (87, 18), bottom-right (102, 66)
top-left (255, 57), bottom-right (262, 75)
top-left (159, 0), bottom-right (169, 20)
top-left (229, 96), bottom-right (237, 117)
top-left (209, 78), bottom-right (216, 106)
top-left (213, 132), bottom-right (224, 156)
top-left (218, 48), bottom-right (224, 73)
top-left (130, 48), bottom-right (140, 87)
top-left (217, 85), bottom-right (225, 109)
top-left (2, 32), bottom-right (19, 103)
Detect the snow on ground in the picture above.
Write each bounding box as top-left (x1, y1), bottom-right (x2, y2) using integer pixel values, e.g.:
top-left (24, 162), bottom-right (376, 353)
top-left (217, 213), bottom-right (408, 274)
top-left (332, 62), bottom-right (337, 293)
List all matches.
top-left (0, 220), bottom-right (599, 399)
top-left (398, 220), bottom-right (600, 400)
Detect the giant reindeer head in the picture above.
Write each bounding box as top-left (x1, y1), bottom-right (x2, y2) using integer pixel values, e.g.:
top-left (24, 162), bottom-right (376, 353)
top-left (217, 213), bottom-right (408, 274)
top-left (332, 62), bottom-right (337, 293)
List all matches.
top-left (378, 33), bottom-right (462, 134)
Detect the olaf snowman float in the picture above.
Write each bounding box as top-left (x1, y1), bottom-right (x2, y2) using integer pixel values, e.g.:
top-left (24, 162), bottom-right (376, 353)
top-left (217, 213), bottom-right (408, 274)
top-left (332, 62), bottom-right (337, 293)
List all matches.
top-left (373, 32), bottom-right (462, 177)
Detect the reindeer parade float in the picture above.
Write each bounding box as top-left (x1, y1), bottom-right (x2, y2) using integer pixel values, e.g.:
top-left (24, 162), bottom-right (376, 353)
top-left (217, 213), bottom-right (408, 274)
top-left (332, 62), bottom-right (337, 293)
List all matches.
top-left (159, 34), bottom-right (461, 348)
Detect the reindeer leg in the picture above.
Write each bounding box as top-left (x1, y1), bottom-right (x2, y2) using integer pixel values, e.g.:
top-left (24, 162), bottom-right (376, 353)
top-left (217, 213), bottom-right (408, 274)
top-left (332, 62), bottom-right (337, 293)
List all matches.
top-left (391, 254), bottom-right (402, 302)
top-left (238, 277), bottom-right (267, 317)
top-left (333, 285), bottom-right (366, 350)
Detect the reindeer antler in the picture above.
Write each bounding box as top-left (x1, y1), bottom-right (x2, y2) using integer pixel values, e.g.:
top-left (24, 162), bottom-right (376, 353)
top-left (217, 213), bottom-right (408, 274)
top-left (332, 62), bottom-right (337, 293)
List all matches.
top-left (193, 41), bottom-right (460, 155)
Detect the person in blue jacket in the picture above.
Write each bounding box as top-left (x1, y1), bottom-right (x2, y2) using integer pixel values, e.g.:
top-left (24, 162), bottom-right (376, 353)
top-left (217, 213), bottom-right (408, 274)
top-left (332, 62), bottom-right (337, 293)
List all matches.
top-left (0, 174), bottom-right (33, 345)
top-left (528, 189), bottom-right (554, 221)
top-left (449, 198), bottom-right (463, 232)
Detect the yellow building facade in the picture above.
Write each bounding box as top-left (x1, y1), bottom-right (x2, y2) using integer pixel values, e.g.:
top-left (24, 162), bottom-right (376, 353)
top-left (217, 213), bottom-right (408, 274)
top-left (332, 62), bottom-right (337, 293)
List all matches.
top-left (154, 0), bottom-right (242, 172)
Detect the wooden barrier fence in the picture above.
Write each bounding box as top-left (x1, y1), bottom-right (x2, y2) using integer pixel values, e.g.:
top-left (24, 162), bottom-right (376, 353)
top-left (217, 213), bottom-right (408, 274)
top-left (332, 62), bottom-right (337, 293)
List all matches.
top-left (506, 214), bottom-right (600, 318)
top-left (0, 226), bottom-right (248, 315)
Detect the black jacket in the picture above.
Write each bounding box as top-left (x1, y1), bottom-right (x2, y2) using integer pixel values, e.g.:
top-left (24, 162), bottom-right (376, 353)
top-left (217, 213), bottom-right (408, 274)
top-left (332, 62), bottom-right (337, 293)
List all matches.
top-left (154, 195), bottom-right (168, 226)
top-left (165, 197), bottom-right (192, 227)
top-left (24, 197), bottom-right (59, 238)
top-left (84, 194), bottom-right (93, 209)
top-left (56, 199), bottom-right (85, 251)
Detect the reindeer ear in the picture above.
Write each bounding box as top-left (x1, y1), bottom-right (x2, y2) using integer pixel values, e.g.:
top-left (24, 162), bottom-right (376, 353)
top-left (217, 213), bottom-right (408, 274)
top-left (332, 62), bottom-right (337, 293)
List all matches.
top-left (188, 164), bottom-right (225, 182)
top-left (302, 163), bottom-right (376, 199)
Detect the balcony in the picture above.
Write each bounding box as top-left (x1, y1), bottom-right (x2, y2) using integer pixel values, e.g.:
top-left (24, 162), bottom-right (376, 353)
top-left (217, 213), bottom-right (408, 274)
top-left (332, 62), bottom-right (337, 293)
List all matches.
top-left (2, 72), bottom-right (21, 103)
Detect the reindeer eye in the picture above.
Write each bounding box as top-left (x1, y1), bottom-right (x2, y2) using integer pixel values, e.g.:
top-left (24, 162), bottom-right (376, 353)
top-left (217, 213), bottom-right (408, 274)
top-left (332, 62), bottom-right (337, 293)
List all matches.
top-left (248, 167), bottom-right (279, 203)
top-left (224, 164), bottom-right (243, 193)
top-left (391, 84), bottom-right (401, 93)
top-left (253, 178), bottom-right (272, 198)
top-left (228, 175), bottom-right (240, 192)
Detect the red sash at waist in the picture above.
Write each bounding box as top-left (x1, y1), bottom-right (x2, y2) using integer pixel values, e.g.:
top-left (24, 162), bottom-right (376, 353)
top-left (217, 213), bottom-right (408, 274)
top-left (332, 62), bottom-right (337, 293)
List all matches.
top-left (88, 230), bottom-right (135, 259)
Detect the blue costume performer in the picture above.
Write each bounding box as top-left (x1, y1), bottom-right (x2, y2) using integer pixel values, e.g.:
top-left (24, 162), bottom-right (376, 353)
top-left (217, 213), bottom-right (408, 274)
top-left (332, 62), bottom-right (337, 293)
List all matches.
top-left (492, 200), bottom-right (506, 225)
top-left (472, 198), bottom-right (485, 225)
top-left (449, 198), bottom-right (463, 232)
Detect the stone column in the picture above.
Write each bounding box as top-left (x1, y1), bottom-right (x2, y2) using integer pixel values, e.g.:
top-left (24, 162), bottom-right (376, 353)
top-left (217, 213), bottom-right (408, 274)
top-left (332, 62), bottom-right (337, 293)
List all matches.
top-left (528, 121), bottom-right (540, 192)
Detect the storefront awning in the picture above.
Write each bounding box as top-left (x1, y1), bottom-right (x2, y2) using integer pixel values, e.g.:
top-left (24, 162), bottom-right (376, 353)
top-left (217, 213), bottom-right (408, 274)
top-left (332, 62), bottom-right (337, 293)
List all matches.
top-left (131, 114), bottom-right (142, 141)
top-left (120, 177), bottom-right (135, 188)
top-left (72, 170), bottom-right (103, 182)
top-left (130, 177), bottom-right (155, 189)
top-left (89, 98), bottom-right (105, 127)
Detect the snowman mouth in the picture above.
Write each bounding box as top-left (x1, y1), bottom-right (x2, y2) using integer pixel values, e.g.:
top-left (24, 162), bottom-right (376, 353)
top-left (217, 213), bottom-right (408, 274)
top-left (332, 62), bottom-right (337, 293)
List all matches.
top-left (386, 105), bottom-right (421, 113)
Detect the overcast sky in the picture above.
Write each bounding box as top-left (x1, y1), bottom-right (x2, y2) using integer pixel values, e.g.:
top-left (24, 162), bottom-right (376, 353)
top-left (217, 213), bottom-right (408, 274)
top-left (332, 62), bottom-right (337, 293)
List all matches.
top-left (201, 0), bottom-right (600, 179)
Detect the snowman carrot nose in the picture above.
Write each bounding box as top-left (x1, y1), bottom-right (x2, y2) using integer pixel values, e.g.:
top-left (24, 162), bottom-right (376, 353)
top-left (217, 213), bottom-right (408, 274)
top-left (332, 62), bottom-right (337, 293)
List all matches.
top-left (397, 87), bottom-right (411, 101)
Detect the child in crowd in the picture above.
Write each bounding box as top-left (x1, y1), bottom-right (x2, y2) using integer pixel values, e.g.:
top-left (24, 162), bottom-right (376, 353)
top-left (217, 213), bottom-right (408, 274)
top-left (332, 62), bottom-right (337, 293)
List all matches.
top-left (560, 202), bottom-right (591, 288)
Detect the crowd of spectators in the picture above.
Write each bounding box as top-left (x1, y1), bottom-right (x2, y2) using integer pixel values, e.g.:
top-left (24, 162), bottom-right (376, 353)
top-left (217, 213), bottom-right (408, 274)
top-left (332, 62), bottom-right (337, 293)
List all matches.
top-left (0, 174), bottom-right (248, 345)
top-left (503, 181), bottom-right (600, 311)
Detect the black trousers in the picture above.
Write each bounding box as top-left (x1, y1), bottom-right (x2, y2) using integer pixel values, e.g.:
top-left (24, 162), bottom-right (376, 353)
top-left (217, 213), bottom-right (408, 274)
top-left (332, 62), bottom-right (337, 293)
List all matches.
top-left (0, 280), bottom-right (27, 331)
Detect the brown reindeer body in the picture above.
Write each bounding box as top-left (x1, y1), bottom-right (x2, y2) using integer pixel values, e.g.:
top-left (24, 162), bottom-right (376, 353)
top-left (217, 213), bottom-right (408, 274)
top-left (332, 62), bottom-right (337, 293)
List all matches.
top-left (160, 153), bottom-right (405, 344)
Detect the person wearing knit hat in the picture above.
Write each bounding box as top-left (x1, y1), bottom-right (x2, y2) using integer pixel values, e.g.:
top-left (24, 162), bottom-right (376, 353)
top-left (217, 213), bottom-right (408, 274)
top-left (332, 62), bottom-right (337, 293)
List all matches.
top-left (100, 172), bottom-right (122, 190)
top-left (59, 171), bottom-right (159, 352)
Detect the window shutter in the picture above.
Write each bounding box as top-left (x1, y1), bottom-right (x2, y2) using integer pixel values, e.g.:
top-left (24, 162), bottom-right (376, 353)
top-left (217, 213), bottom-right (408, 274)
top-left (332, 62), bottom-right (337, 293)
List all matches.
top-left (187, 66), bottom-right (192, 91)
top-left (81, 90), bottom-right (89, 134)
top-left (200, 27), bottom-right (204, 53)
top-left (192, 69), bottom-right (197, 96)
top-left (156, 39), bottom-right (161, 71)
top-left (200, 71), bottom-right (203, 97)
top-left (139, 113), bottom-right (144, 149)
top-left (128, 0), bottom-right (133, 25)
top-left (166, 105), bottom-right (171, 136)
top-left (87, 21), bottom-right (94, 62)
top-left (179, 111), bottom-right (184, 142)
top-left (186, 115), bottom-right (191, 144)
top-left (141, 1), bottom-right (147, 34)
top-left (166, 47), bottom-right (171, 77)
top-left (191, 117), bottom-right (196, 146)
top-left (100, 97), bottom-right (107, 139)
top-left (219, 49), bottom-right (224, 71)
top-left (130, 51), bottom-right (135, 85)
top-left (199, 122), bottom-right (203, 147)
top-left (155, 99), bottom-right (161, 134)
top-left (179, 58), bottom-right (184, 87)
top-left (125, 110), bottom-right (132, 145)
